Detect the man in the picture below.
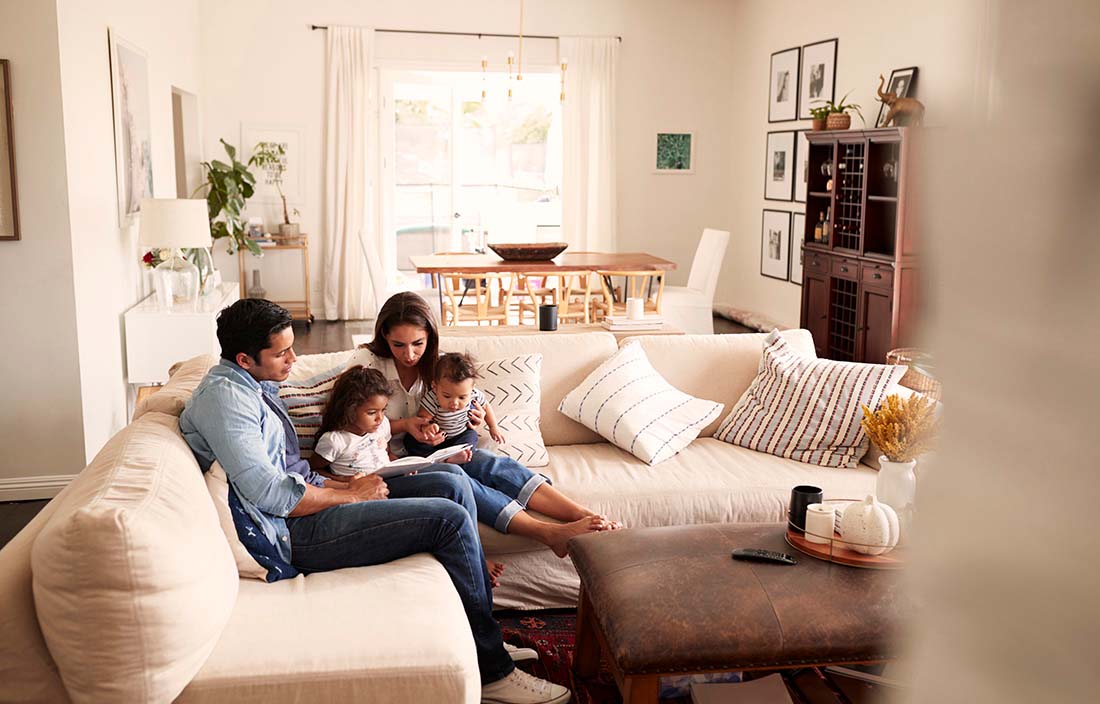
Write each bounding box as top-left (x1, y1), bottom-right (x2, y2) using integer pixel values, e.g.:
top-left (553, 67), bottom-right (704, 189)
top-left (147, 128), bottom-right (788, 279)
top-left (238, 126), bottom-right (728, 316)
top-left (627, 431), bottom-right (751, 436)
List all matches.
top-left (180, 298), bottom-right (569, 704)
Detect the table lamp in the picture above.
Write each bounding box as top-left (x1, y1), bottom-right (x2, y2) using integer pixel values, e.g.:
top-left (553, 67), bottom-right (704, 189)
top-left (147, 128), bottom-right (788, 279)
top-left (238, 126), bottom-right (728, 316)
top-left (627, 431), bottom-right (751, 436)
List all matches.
top-left (139, 198), bottom-right (212, 307)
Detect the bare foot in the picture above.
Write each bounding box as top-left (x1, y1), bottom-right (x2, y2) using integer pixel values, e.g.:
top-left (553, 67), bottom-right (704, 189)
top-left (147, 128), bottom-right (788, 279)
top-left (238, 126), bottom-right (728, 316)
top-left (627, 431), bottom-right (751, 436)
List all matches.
top-left (546, 516), bottom-right (606, 558)
top-left (587, 513), bottom-right (622, 531)
top-left (486, 559), bottom-right (505, 588)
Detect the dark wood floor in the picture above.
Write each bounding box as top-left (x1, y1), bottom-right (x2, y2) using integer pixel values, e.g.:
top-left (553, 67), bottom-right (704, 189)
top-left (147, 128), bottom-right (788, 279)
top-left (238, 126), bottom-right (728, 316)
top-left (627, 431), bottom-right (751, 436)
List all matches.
top-left (0, 314), bottom-right (756, 547)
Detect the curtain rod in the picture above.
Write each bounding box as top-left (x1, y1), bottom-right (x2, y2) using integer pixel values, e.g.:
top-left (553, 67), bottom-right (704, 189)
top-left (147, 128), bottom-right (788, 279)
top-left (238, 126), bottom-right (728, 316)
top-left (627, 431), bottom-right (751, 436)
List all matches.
top-left (309, 25), bottom-right (622, 42)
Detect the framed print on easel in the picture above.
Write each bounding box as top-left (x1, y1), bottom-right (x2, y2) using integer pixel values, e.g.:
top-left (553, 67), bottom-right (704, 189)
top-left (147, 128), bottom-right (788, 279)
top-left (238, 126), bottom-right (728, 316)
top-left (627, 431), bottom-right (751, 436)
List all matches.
top-left (760, 209), bottom-right (791, 281)
top-left (764, 131), bottom-right (796, 201)
top-left (790, 213), bottom-right (805, 285)
top-left (769, 47), bottom-right (800, 122)
top-left (799, 38), bottom-right (838, 119)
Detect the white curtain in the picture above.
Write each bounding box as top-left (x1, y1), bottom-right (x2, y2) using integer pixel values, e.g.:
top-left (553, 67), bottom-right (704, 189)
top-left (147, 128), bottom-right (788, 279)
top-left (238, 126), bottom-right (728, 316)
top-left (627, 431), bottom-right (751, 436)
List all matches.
top-left (322, 27), bottom-right (375, 320)
top-left (560, 37), bottom-right (618, 252)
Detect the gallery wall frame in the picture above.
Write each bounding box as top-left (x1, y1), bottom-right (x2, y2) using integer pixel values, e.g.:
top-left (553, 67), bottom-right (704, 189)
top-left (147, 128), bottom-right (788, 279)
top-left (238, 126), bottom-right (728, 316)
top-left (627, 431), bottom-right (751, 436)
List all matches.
top-left (768, 46), bottom-right (800, 123)
top-left (760, 209), bottom-right (791, 281)
top-left (654, 131), bottom-right (695, 174)
top-left (793, 129), bottom-right (811, 203)
top-left (764, 130), bottom-right (796, 201)
top-left (798, 38), bottom-right (838, 120)
top-left (0, 59), bottom-right (20, 242)
top-left (790, 212), bottom-right (805, 285)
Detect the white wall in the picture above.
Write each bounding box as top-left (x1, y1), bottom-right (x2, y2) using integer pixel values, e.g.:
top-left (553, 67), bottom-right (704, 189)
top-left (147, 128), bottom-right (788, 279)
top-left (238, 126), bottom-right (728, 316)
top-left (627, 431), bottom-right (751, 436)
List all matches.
top-left (0, 0), bottom-right (87, 490)
top-left (197, 0), bottom-right (740, 307)
top-left (54, 0), bottom-right (203, 460)
top-left (720, 0), bottom-right (984, 327)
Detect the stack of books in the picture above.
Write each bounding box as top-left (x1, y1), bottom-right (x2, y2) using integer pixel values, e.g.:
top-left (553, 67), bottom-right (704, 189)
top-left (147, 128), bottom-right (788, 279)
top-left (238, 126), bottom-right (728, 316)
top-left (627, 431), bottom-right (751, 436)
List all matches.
top-left (601, 314), bottom-right (665, 332)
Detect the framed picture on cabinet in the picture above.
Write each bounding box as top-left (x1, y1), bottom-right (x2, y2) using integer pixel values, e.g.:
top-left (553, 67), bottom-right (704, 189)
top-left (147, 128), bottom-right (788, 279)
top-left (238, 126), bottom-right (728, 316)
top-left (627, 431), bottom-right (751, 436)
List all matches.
top-left (790, 213), bottom-right (805, 285)
top-left (768, 46), bottom-right (800, 122)
top-left (876, 66), bottom-right (919, 127)
top-left (760, 209), bottom-right (791, 281)
top-left (793, 129), bottom-right (810, 203)
top-left (764, 131), bottom-right (796, 201)
top-left (799, 38), bottom-right (838, 119)
top-left (0, 60), bottom-right (19, 241)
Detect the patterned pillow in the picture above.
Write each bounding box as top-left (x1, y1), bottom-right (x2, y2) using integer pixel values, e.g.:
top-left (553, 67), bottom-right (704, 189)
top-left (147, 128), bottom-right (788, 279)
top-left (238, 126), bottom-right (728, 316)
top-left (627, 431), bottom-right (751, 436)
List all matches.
top-left (557, 342), bottom-right (724, 465)
top-left (476, 354), bottom-right (549, 467)
top-left (714, 331), bottom-right (907, 468)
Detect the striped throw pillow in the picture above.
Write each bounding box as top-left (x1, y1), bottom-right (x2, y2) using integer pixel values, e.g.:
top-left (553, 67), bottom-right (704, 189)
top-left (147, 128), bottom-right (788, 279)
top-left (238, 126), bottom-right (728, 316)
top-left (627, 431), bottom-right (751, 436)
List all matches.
top-left (278, 348), bottom-right (371, 457)
top-left (714, 331), bottom-right (906, 468)
top-left (557, 341), bottom-right (724, 465)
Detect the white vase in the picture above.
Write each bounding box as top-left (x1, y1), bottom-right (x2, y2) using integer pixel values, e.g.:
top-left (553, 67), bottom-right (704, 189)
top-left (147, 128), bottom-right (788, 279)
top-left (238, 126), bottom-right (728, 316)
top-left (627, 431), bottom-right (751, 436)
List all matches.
top-left (876, 456), bottom-right (917, 537)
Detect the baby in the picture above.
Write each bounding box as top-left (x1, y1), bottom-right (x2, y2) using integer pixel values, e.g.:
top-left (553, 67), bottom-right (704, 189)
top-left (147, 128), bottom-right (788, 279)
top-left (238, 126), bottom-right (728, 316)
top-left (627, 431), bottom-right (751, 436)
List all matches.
top-left (312, 365), bottom-right (394, 476)
top-left (404, 352), bottom-right (505, 458)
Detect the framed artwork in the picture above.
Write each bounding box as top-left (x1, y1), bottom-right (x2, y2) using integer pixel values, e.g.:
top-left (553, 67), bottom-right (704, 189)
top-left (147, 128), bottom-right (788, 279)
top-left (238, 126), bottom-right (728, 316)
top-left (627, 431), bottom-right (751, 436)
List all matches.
top-left (0, 60), bottom-right (19, 241)
top-left (799, 38), bottom-right (838, 119)
top-left (241, 124), bottom-right (305, 203)
top-left (760, 209), bottom-right (791, 281)
top-left (108, 29), bottom-right (154, 227)
top-left (793, 129), bottom-right (810, 203)
top-left (877, 66), bottom-right (919, 127)
top-left (790, 213), bottom-right (805, 285)
top-left (768, 47), bottom-right (800, 122)
top-left (764, 131), bottom-right (796, 201)
top-left (654, 132), bottom-right (694, 174)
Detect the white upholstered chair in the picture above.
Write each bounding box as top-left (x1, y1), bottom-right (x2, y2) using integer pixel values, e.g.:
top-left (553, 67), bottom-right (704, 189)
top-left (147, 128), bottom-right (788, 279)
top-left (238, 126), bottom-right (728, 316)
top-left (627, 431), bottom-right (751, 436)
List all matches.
top-left (660, 228), bottom-right (730, 334)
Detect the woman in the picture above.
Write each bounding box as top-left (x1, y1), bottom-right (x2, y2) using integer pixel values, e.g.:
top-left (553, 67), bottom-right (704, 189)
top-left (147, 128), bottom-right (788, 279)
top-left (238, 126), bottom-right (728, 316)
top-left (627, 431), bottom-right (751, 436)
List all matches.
top-left (361, 292), bottom-right (619, 558)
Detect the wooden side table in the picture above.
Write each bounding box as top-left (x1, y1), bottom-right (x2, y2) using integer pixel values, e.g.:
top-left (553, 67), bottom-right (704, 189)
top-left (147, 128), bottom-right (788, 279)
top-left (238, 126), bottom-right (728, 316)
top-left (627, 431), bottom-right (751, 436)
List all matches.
top-left (238, 237), bottom-right (314, 325)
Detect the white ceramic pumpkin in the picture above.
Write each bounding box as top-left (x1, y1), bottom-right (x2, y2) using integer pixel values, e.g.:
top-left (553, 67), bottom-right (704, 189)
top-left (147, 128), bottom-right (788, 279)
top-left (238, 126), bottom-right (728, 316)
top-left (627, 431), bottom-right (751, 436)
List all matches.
top-left (838, 495), bottom-right (900, 556)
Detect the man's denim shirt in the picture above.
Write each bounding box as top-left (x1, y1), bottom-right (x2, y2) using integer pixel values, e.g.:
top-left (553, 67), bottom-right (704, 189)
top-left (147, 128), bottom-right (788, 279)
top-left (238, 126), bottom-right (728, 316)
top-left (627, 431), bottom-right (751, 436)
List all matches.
top-left (180, 360), bottom-right (324, 565)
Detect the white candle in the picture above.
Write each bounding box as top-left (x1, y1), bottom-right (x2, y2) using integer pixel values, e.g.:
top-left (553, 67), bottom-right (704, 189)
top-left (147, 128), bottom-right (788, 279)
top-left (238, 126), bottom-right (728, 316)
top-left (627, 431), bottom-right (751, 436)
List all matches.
top-left (804, 503), bottom-right (836, 545)
top-left (626, 297), bottom-right (644, 320)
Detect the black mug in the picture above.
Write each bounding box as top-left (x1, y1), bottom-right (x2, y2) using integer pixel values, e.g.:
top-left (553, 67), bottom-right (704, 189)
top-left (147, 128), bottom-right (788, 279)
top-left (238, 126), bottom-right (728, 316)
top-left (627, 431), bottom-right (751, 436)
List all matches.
top-left (789, 485), bottom-right (823, 532)
top-left (538, 304), bottom-right (558, 331)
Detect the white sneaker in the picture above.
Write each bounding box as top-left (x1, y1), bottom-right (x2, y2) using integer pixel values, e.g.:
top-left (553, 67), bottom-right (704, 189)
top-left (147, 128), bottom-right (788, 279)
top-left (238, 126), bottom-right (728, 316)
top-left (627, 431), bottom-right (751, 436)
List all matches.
top-left (504, 641), bottom-right (539, 662)
top-left (481, 668), bottom-right (571, 704)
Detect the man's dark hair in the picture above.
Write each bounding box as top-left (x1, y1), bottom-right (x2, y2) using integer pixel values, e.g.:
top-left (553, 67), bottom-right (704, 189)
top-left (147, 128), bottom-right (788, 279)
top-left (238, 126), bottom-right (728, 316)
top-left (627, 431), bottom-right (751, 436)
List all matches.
top-left (434, 352), bottom-right (480, 384)
top-left (216, 299), bottom-right (293, 363)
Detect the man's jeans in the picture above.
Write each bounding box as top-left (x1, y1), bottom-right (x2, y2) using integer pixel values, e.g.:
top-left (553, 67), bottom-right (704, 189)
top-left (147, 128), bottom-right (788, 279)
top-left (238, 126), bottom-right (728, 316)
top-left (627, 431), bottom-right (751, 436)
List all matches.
top-left (286, 465), bottom-right (514, 685)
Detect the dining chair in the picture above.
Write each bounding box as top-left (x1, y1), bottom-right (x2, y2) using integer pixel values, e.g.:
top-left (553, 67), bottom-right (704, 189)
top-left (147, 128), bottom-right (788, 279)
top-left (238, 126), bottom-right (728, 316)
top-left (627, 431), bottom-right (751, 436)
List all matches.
top-left (440, 271), bottom-right (518, 326)
top-left (517, 271), bottom-right (603, 324)
top-left (596, 270), bottom-right (666, 317)
top-left (660, 228), bottom-right (731, 334)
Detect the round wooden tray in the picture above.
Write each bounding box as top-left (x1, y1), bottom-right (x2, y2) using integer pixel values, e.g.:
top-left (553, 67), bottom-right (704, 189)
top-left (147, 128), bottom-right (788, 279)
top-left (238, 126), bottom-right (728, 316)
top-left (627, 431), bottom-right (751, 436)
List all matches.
top-left (488, 242), bottom-right (568, 261)
top-left (785, 499), bottom-right (906, 570)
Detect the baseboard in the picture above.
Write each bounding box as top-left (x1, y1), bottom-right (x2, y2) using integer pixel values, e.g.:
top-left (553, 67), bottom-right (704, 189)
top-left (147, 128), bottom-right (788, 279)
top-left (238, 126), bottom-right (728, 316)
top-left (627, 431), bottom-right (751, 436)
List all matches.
top-left (0, 474), bottom-right (77, 501)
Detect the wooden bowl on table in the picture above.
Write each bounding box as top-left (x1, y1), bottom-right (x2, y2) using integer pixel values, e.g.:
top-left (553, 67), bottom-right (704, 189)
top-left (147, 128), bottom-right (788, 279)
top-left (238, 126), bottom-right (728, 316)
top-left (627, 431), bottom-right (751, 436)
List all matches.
top-left (488, 242), bottom-right (568, 261)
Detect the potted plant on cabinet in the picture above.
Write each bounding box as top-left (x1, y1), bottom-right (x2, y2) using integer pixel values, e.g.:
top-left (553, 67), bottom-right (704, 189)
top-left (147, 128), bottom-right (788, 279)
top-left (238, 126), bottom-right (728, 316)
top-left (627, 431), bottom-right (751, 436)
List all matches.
top-left (811, 91), bottom-right (865, 130)
top-left (251, 141), bottom-right (300, 241)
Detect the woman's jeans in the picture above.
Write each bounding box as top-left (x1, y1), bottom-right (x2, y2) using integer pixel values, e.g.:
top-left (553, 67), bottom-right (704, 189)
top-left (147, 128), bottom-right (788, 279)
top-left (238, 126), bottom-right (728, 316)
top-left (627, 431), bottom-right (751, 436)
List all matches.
top-left (285, 465), bottom-right (514, 685)
top-left (460, 449), bottom-right (549, 533)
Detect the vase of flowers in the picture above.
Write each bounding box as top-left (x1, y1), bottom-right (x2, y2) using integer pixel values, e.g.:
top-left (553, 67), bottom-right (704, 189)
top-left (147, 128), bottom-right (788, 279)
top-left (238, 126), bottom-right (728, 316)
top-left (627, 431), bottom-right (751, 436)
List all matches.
top-left (861, 393), bottom-right (939, 536)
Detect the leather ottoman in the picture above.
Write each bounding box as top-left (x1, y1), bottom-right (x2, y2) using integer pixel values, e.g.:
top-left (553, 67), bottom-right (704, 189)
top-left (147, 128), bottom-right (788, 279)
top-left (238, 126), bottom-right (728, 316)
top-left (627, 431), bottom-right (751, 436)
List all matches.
top-left (569, 523), bottom-right (909, 703)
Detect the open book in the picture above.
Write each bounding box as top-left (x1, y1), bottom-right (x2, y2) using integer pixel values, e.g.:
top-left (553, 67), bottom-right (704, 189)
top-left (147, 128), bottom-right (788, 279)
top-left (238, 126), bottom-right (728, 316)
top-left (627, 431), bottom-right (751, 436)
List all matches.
top-left (374, 444), bottom-right (473, 478)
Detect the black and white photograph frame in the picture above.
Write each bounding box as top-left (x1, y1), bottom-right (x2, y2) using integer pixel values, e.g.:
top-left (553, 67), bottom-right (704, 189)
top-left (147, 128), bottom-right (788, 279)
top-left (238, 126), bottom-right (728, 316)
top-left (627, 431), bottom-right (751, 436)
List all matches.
top-left (768, 46), bottom-right (800, 122)
top-left (760, 209), bottom-right (792, 281)
top-left (794, 129), bottom-right (810, 203)
top-left (764, 131), bottom-right (796, 201)
top-left (798, 38), bottom-right (838, 119)
top-left (876, 66), bottom-right (919, 127)
top-left (789, 213), bottom-right (805, 285)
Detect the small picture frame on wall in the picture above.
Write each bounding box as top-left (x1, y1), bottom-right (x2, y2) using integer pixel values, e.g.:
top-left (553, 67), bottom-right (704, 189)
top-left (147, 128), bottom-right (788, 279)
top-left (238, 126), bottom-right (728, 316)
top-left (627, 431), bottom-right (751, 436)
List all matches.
top-left (790, 213), bottom-right (805, 285)
top-left (0, 59), bottom-right (20, 241)
top-left (876, 66), bottom-right (919, 127)
top-left (654, 132), bottom-right (695, 174)
top-left (769, 47), bottom-right (800, 122)
top-left (764, 131), bottom-right (795, 201)
top-left (799, 38), bottom-right (838, 119)
top-left (760, 209), bottom-right (791, 281)
top-left (793, 129), bottom-right (810, 203)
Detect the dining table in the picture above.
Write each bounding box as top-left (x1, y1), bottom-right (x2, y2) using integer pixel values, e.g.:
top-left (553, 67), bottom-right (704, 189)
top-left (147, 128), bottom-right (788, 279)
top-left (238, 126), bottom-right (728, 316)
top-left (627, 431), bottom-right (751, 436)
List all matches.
top-left (410, 251), bottom-right (677, 324)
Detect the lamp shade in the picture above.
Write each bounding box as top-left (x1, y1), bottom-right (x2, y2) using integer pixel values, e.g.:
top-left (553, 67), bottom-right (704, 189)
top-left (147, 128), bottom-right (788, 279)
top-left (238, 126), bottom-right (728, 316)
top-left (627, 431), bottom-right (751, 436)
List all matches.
top-left (138, 198), bottom-right (212, 248)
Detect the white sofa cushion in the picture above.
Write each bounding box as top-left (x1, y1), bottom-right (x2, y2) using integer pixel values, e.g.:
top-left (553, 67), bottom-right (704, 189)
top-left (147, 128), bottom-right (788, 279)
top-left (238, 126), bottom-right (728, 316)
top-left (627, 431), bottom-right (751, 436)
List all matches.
top-left (30, 411), bottom-right (239, 704)
top-left (178, 556), bottom-right (479, 704)
top-left (557, 341), bottom-right (724, 465)
top-left (477, 353), bottom-right (549, 467)
top-left (715, 331), bottom-right (907, 468)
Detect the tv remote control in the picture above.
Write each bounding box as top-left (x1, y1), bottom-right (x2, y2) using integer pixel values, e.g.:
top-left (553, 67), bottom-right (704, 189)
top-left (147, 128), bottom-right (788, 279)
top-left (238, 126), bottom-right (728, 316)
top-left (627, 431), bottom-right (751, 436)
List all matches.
top-left (731, 548), bottom-right (797, 565)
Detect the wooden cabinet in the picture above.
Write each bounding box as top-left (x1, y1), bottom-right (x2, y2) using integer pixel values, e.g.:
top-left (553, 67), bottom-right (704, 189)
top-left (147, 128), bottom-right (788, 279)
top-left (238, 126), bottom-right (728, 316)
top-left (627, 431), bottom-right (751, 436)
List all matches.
top-left (798, 127), bottom-right (918, 362)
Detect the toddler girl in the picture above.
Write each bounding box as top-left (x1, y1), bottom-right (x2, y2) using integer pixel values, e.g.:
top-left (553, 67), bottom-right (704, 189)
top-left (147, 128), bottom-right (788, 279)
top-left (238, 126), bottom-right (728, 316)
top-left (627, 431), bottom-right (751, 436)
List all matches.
top-left (313, 365), bottom-right (394, 476)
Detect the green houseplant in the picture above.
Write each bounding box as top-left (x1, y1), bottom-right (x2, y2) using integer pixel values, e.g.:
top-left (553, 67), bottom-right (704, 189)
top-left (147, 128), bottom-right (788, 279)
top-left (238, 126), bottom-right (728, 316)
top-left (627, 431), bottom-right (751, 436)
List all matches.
top-left (811, 91), bottom-right (865, 131)
top-left (192, 139), bottom-right (262, 256)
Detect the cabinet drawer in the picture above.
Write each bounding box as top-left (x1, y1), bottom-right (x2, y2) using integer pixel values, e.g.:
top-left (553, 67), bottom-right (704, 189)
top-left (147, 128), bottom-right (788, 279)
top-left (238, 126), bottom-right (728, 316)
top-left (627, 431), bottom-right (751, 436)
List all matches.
top-left (805, 250), bottom-right (830, 275)
top-left (831, 257), bottom-right (859, 280)
top-left (861, 262), bottom-right (894, 288)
